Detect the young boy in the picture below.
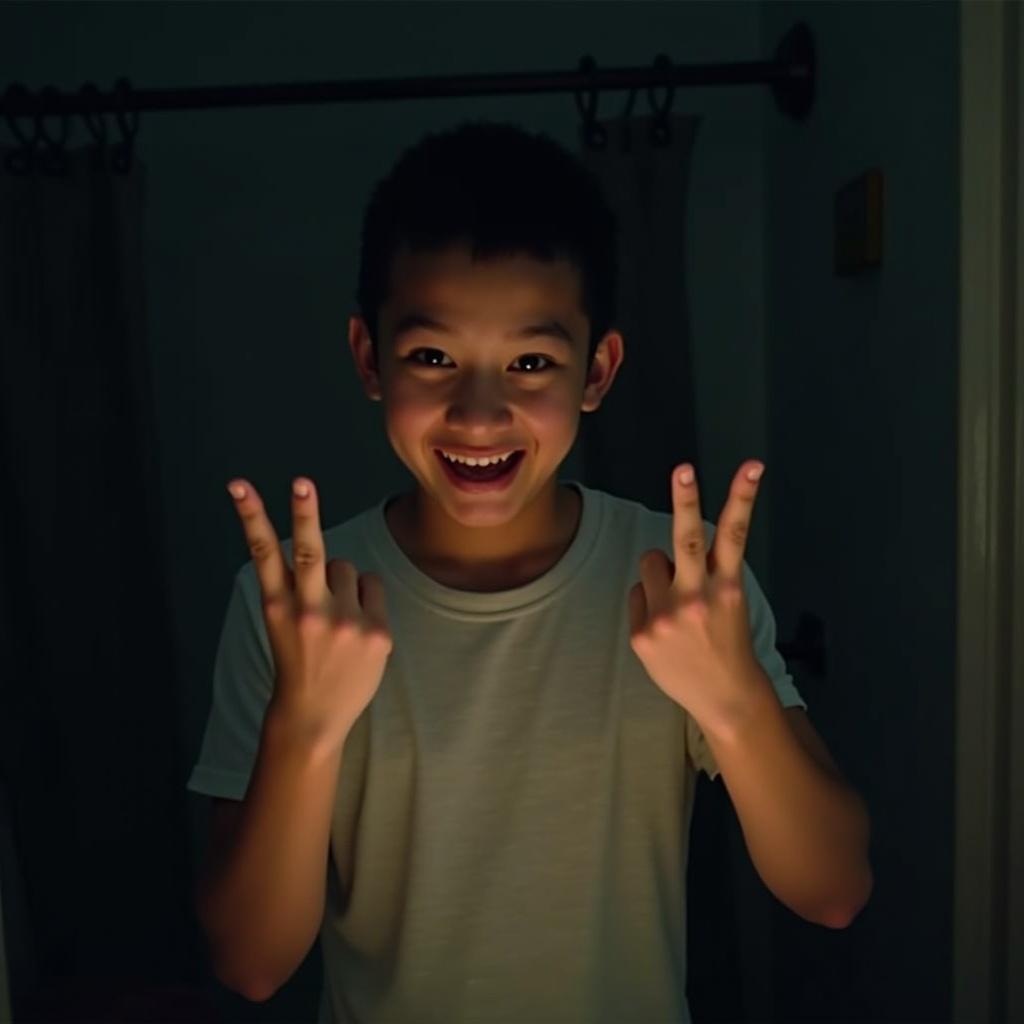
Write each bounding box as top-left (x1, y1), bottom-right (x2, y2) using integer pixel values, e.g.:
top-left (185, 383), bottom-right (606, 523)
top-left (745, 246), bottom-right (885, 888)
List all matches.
top-left (187, 121), bottom-right (872, 1023)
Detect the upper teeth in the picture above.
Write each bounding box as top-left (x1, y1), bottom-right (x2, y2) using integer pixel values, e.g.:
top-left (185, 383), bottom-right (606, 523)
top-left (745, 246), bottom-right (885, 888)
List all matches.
top-left (440, 449), bottom-right (517, 467)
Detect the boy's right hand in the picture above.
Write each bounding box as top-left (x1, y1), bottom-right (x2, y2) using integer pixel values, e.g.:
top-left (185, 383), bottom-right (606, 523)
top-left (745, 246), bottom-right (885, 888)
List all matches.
top-left (227, 475), bottom-right (393, 754)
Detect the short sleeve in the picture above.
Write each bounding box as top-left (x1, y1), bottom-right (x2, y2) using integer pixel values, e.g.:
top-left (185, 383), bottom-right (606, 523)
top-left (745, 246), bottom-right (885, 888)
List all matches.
top-left (186, 563), bottom-right (275, 800)
top-left (686, 543), bottom-right (806, 781)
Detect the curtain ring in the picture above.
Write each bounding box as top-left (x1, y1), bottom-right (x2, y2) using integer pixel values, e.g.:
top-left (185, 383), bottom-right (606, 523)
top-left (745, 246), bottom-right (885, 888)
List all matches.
top-left (646, 54), bottom-right (675, 147)
top-left (79, 82), bottom-right (108, 149)
top-left (573, 55), bottom-right (607, 151)
top-left (35, 85), bottom-right (70, 176)
top-left (3, 83), bottom-right (38, 175)
top-left (80, 82), bottom-right (112, 170)
top-left (619, 87), bottom-right (638, 153)
top-left (111, 77), bottom-right (139, 173)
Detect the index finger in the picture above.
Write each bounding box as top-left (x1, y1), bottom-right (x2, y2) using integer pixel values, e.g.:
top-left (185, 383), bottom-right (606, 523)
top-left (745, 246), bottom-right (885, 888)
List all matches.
top-left (228, 478), bottom-right (290, 602)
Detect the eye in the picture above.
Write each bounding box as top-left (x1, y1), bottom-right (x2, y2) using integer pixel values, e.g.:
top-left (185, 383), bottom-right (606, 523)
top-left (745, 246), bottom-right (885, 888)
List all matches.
top-left (405, 348), bottom-right (556, 372)
top-left (512, 353), bottom-right (555, 373)
top-left (406, 348), bottom-right (453, 368)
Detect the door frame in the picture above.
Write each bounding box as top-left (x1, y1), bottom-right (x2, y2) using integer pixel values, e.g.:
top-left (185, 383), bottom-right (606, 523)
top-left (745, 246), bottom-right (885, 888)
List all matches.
top-left (956, 3), bottom-right (1024, 1022)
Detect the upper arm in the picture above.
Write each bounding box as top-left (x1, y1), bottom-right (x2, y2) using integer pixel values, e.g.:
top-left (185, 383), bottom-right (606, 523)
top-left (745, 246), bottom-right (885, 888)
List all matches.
top-left (783, 707), bottom-right (844, 781)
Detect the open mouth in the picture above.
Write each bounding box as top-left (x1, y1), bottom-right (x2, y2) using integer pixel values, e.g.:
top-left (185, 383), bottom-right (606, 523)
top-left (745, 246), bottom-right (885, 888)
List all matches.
top-left (434, 449), bottom-right (526, 491)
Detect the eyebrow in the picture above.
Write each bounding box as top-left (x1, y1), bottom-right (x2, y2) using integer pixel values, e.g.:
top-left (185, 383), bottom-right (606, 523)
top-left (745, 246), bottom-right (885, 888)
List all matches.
top-left (391, 312), bottom-right (575, 348)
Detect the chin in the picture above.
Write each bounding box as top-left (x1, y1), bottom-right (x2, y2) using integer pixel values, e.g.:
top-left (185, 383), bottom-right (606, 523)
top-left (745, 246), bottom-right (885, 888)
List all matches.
top-left (441, 497), bottom-right (526, 524)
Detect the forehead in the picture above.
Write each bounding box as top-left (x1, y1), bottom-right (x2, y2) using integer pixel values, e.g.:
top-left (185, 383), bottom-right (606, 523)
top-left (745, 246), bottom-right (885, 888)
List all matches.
top-left (385, 241), bottom-right (585, 320)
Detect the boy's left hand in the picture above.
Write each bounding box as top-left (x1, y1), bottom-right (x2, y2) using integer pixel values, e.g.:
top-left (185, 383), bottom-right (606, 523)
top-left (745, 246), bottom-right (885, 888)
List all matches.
top-left (628, 460), bottom-right (771, 734)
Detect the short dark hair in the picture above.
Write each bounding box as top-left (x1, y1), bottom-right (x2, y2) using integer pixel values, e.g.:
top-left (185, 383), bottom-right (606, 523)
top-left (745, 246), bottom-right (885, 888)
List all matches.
top-left (355, 120), bottom-right (618, 370)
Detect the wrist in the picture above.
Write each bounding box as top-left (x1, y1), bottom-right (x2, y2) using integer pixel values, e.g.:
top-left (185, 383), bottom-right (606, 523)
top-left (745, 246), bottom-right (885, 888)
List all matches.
top-left (264, 698), bottom-right (351, 762)
top-left (695, 662), bottom-right (779, 745)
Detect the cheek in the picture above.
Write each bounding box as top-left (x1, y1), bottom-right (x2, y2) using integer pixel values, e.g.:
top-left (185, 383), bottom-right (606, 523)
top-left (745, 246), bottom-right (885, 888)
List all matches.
top-left (382, 384), bottom-right (436, 426)
top-left (518, 389), bottom-right (581, 435)
top-left (380, 394), bottom-right (434, 460)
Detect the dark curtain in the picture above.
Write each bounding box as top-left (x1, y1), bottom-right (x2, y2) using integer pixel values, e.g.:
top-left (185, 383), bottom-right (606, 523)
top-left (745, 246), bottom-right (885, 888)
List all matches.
top-left (578, 114), bottom-right (746, 1024)
top-left (577, 112), bottom-right (703, 513)
top-left (0, 144), bottom-right (204, 1016)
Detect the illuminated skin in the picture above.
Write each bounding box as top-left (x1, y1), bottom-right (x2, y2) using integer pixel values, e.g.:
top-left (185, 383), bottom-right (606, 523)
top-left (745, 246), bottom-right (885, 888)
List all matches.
top-left (347, 241), bottom-right (625, 590)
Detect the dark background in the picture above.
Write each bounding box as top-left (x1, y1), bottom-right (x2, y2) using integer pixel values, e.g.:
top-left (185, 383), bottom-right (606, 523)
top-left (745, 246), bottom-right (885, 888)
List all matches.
top-left (0, 2), bottom-right (959, 1022)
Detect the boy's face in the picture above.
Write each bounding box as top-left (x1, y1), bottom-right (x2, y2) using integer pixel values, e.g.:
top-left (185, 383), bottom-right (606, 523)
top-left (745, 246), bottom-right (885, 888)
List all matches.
top-left (348, 240), bottom-right (623, 547)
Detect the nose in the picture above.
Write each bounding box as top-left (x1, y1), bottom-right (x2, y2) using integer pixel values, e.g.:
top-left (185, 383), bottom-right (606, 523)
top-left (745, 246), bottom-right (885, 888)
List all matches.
top-left (445, 373), bottom-right (514, 428)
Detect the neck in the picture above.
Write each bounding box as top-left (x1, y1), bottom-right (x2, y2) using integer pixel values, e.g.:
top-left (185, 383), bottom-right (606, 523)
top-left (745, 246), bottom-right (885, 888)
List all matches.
top-left (386, 482), bottom-right (581, 591)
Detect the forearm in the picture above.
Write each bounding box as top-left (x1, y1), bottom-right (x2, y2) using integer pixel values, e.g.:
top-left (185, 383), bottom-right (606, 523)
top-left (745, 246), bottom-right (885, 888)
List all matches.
top-left (198, 708), bottom-right (346, 1000)
top-left (700, 675), bottom-right (872, 928)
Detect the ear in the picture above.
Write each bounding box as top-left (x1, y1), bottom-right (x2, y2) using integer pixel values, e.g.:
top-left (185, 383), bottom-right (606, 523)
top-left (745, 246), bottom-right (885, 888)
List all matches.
top-left (581, 330), bottom-right (625, 413)
top-left (348, 315), bottom-right (383, 401)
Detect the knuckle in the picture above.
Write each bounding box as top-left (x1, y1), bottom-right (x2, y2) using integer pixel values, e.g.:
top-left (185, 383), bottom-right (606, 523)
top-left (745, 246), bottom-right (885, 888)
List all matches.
top-left (366, 628), bottom-right (393, 652)
top-left (725, 520), bottom-right (749, 546)
top-left (679, 597), bottom-right (710, 624)
top-left (680, 529), bottom-right (705, 557)
top-left (261, 592), bottom-right (291, 620)
top-left (325, 563), bottom-right (350, 590)
top-left (331, 618), bottom-right (361, 642)
top-left (295, 607), bottom-right (328, 632)
top-left (292, 543), bottom-right (322, 568)
top-left (247, 533), bottom-right (277, 562)
top-left (651, 612), bottom-right (677, 637)
top-left (641, 550), bottom-right (668, 574)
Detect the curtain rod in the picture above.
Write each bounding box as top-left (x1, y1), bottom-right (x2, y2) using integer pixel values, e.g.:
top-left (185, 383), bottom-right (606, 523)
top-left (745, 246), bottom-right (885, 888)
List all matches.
top-left (1, 22), bottom-right (815, 122)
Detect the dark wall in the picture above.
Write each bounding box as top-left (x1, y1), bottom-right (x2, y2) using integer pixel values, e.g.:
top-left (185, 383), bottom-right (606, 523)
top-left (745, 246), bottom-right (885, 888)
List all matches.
top-left (762, 3), bottom-right (958, 1022)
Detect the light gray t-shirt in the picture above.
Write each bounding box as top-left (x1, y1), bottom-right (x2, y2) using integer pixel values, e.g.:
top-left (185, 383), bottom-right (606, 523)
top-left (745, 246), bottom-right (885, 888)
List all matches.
top-left (187, 480), bottom-right (805, 1023)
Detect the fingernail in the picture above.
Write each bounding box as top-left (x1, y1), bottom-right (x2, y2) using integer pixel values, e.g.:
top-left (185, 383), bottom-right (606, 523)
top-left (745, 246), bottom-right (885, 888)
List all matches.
top-left (679, 467), bottom-right (695, 485)
top-left (293, 479), bottom-right (310, 498)
top-left (746, 464), bottom-right (764, 482)
top-left (228, 482), bottom-right (246, 500)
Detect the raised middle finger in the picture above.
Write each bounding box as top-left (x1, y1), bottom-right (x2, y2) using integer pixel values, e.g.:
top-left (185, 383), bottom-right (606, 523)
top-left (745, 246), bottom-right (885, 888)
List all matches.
top-left (709, 462), bottom-right (763, 582)
top-left (289, 477), bottom-right (329, 610)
